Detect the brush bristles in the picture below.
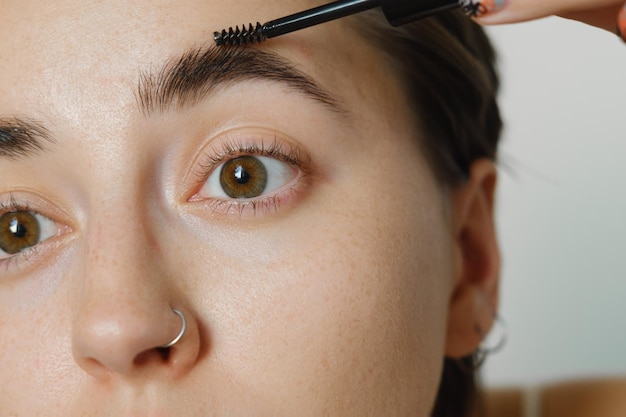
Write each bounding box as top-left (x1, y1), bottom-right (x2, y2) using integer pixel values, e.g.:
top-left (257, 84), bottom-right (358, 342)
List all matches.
top-left (214, 22), bottom-right (266, 46)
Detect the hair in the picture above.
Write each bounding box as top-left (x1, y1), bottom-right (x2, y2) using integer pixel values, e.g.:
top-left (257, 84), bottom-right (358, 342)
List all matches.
top-left (352, 9), bottom-right (503, 417)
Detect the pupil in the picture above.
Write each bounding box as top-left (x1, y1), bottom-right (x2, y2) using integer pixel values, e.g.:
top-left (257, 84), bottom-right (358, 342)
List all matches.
top-left (234, 165), bottom-right (250, 184)
top-left (9, 218), bottom-right (27, 238)
top-left (219, 156), bottom-right (268, 199)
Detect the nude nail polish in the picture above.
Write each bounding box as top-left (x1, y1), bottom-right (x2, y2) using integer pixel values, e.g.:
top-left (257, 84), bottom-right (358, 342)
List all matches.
top-left (460, 0), bottom-right (509, 18)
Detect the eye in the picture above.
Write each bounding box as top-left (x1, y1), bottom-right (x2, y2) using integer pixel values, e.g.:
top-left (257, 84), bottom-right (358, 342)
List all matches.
top-left (0, 210), bottom-right (58, 259)
top-left (200, 155), bottom-right (298, 199)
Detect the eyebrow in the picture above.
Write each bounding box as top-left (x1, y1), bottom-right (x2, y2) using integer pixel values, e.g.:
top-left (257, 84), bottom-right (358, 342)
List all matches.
top-left (0, 47), bottom-right (343, 160)
top-left (0, 118), bottom-right (53, 160)
top-left (136, 45), bottom-right (347, 115)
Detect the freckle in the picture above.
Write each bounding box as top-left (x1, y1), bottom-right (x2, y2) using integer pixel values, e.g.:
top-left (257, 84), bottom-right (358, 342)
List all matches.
top-left (321, 356), bottom-right (330, 371)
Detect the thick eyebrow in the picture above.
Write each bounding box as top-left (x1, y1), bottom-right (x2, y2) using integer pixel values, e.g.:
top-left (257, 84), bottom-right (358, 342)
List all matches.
top-left (0, 118), bottom-right (53, 160)
top-left (136, 45), bottom-right (347, 115)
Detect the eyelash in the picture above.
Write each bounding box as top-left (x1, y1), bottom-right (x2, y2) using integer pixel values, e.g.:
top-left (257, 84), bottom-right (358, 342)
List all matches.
top-left (190, 137), bottom-right (312, 217)
top-left (0, 139), bottom-right (308, 270)
top-left (0, 194), bottom-right (69, 274)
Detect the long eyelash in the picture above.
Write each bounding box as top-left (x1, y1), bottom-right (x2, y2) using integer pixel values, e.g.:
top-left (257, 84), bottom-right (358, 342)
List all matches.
top-left (0, 194), bottom-right (33, 214)
top-left (195, 136), bottom-right (311, 180)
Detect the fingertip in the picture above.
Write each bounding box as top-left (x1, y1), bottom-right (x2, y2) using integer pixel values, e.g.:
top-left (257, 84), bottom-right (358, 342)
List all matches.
top-left (460, 0), bottom-right (510, 21)
top-left (617, 2), bottom-right (626, 42)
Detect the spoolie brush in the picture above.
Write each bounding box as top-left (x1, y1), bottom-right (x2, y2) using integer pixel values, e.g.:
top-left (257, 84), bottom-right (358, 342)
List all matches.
top-left (214, 0), bottom-right (461, 46)
top-left (215, 23), bottom-right (266, 46)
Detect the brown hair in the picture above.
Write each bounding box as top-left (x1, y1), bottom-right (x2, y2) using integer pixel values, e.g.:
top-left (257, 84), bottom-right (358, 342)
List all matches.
top-left (353, 9), bottom-right (502, 417)
top-left (354, 9), bottom-right (501, 186)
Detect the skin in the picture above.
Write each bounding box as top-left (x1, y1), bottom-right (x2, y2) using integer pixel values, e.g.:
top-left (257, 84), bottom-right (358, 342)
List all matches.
top-left (475, 0), bottom-right (624, 32)
top-left (0, 1), bottom-right (499, 416)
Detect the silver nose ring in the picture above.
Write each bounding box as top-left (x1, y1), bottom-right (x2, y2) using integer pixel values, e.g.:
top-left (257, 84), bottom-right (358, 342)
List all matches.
top-left (160, 308), bottom-right (187, 348)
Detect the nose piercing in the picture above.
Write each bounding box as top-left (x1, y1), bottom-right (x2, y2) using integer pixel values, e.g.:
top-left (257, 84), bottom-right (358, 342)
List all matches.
top-left (159, 308), bottom-right (187, 348)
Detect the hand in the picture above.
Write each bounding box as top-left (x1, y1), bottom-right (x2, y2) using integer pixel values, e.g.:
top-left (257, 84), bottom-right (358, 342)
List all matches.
top-left (466, 0), bottom-right (625, 36)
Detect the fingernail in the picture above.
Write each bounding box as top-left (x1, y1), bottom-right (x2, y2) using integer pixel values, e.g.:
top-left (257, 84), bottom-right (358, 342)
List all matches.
top-left (617, 3), bottom-right (626, 43)
top-left (460, 0), bottom-right (509, 18)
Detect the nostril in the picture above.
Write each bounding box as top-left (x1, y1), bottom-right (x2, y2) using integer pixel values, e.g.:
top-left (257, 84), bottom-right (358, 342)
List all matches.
top-left (156, 347), bottom-right (171, 361)
top-left (72, 306), bottom-right (199, 380)
top-left (133, 348), bottom-right (170, 366)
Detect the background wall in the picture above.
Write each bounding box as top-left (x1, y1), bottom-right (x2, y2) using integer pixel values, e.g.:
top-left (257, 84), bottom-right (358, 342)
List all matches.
top-left (482, 17), bottom-right (626, 387)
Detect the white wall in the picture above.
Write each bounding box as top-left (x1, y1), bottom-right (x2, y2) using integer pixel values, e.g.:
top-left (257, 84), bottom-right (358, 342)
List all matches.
top-left (482, 17), bottom-right (626, 387)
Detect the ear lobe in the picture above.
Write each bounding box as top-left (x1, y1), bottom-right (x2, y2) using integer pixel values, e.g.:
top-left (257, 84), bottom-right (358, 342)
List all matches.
top-left (445, 158), bottom-right (500, 358)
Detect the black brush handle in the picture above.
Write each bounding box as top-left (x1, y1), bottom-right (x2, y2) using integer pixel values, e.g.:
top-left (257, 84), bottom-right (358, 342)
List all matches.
top-left (214, 0), bottom-right (462, 46)
top-left (381, 0), bottom-right (460, 26)
top-left (263, 0), bottom-right (380, 39)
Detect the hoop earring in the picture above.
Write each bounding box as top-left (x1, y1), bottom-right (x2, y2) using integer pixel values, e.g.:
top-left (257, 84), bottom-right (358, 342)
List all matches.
top-left (456, 313), bottom-right (507, 373)
top-left (473, 313), bottom-right (507, 369)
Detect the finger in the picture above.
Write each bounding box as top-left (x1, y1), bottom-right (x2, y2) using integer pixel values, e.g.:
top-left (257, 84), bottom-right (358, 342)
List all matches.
top-left (618, 3), bottom-right (626, 41)
top-left (559, 3), bottom-right (626, 32)
top-left (470, 0), bottom-right (622, 30)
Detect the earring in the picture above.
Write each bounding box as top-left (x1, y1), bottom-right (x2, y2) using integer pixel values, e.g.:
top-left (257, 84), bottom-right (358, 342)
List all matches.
top-left (472, 313), bottom-right (507, 369)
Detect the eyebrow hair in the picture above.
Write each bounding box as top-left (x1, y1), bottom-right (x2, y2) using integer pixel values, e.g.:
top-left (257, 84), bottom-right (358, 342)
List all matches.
top-left (0, 118), bottom-right (53, 160)
top-left (136, 45), bottom-right (346, 115)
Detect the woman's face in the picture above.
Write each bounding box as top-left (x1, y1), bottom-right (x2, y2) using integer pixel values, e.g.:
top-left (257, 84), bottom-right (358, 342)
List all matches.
top-left (0, 1), bottom-right (464, 415)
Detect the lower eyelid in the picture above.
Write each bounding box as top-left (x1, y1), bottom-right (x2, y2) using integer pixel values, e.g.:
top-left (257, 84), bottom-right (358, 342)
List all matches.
top-left (0, 238), bottom-right (65, 276)
top-left (192, 186), bottom-right (302, 218)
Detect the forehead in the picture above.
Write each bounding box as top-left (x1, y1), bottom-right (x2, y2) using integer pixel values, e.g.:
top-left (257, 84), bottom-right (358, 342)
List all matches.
top-left (1, 0), bottom-right (302, 40)
top-left (0, 1), bottom-right (360, 81)
top-left (0, 1), bottom-right (388, 120)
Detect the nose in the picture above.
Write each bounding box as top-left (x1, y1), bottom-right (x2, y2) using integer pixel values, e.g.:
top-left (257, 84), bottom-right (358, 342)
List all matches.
top-left (71, 205), bottom-right (200, 380)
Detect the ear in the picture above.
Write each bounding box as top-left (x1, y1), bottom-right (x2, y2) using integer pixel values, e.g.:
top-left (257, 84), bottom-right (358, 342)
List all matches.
top-left (445, 158), bottom-right (500, 358)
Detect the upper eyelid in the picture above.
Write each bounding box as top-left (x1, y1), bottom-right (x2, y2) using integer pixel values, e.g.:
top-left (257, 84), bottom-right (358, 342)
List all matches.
top-left (201, 140), bottom-right (310, 169)
top-left (0, 192), bottom-right (76, 231)
top-left (189, 134), bottom-right (312, 182)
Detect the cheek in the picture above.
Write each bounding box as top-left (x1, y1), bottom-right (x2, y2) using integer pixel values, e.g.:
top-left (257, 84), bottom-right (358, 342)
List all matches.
top-left (290, 190), bottom-right (449, 414)
top-left (272, 236), bottom-right (447, 415)
top-left (0, 293), bottom-right (79, 414)
top-left (0, 247), bottom-right (82, 414)
top-left (185, 154), bottom-right (453, 415)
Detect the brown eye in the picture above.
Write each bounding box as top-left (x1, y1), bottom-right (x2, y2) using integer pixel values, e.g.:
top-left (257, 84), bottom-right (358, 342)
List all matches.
top-left (0, 211), bottom-right (41, 255)
top-left (219, 156), bottom-right (268, 199)
top-left (199, 154), bottom-right (297, 202)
